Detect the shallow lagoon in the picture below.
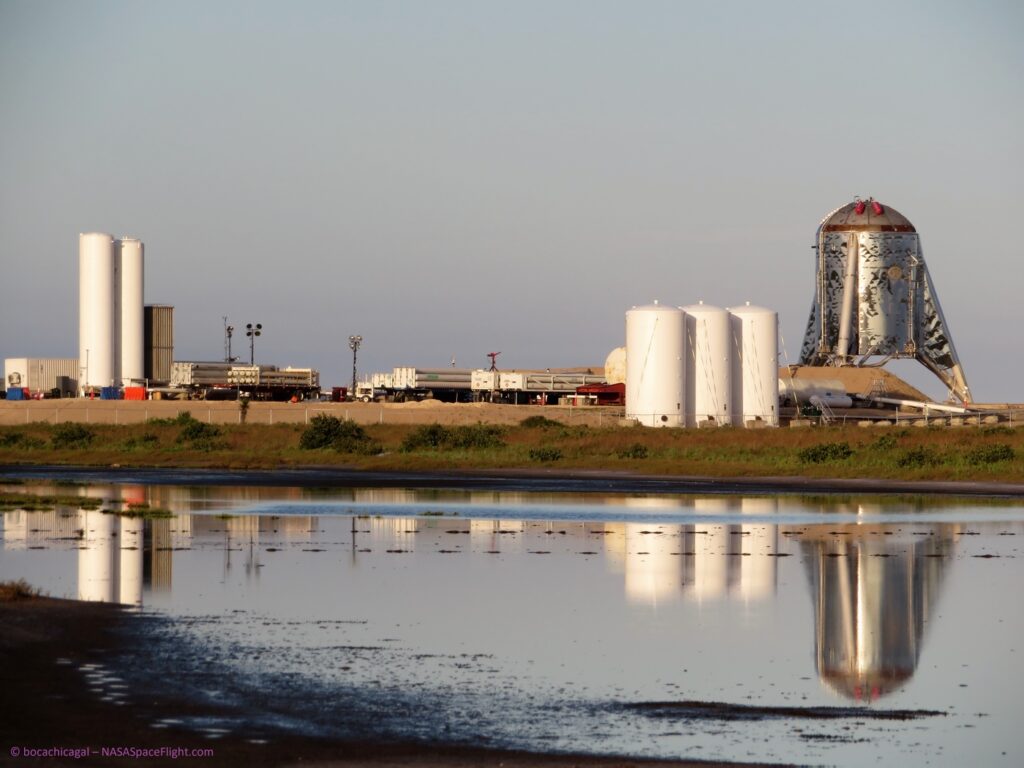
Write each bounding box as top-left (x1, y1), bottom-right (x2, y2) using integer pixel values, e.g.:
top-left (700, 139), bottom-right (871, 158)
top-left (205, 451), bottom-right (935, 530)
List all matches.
top-left (2, 479), bottom-right (1022, 765)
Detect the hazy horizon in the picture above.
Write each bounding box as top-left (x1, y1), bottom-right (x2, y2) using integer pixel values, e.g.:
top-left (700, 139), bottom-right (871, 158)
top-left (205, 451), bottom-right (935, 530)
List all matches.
top-left (2, 1), bottom-right (1021, 401)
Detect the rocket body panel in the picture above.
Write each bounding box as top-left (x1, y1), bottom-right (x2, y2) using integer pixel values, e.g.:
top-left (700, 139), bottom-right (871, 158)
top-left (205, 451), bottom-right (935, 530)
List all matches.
top-left (799, 200), bottom-right (971, 403)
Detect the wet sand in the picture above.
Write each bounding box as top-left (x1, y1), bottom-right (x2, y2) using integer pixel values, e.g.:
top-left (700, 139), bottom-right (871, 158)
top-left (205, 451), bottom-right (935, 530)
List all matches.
top-left (0, 596), bottom-right (783, 768)
top-left (3, 463), bottom-right (1024, 498)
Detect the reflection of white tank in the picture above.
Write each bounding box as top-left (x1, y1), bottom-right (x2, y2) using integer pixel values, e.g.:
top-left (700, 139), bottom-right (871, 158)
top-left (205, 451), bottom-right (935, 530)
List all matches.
top-left (683, 303), bottom-right (731, 427)
top-left (625, 303), bottom-right (685, 427)
top-left (119, 517), bottom-right (144, 606)
top-left (118, 238), bottom-right (145, 387)
top-left (604, 346), bottom-right (626, 385)
top-left (78, 510), bottom-right (118, 602)
top-left (799, 199), bottom-right (971, 403)
top-left (622, 523), bottom-right (683, 606)
top-left (79, 233), bottom-right (117, 390)
top-left (729, 304), bottom-right (778, 427)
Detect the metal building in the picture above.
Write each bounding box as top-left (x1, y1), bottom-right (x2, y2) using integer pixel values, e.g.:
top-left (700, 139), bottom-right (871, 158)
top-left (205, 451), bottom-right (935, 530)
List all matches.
top-left (144, 305), bottom-right (174, 383)
top-left (799, 199), bottom-right (971, 403)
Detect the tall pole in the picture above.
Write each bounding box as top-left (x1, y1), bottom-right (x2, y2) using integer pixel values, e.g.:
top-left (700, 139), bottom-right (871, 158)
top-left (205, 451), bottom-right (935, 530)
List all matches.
top-left (348, 335), bottom-right (362, 397)
top-left (246, 323), bottom-right (262, 365)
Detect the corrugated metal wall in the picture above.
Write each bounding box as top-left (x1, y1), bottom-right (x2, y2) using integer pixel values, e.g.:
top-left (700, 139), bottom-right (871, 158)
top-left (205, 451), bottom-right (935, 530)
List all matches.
top-left (144, 305), bottom-right (174, 383)
top-left (3, 358), bottom-right (80, 394)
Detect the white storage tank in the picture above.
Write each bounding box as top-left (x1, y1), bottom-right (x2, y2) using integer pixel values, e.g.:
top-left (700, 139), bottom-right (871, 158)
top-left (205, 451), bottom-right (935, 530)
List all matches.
top-left (625, 302), bottom-right (685, 427)
top-left (604, 346), bottom-right (626, 385)
top-left (729, 303), bottom-right (779, 427)
top-left (78, 232), bottom-right (117, 391)
top-left (683, 302), bottom-right (731, 427)
top-left (117, 237), bottom-right (145, 386)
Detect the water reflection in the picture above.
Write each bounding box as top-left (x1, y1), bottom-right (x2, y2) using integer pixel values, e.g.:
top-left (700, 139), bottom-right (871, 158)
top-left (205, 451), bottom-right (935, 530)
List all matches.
top-left (802, 526), bottom-right (957, 701)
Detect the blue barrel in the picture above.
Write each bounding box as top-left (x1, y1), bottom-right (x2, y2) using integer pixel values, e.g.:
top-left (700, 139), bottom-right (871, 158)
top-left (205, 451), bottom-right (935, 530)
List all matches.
top-left (100, 386), bottom-right (122, 400)
top-left (6, 388), bottom-right (24, 401)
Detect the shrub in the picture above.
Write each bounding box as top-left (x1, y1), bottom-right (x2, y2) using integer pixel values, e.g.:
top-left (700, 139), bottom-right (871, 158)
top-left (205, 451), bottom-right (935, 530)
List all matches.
top-left (401, 423), bottom-right (505, 452)
top-left (529, 447), bottom-right (562, 462)
top-left (122, 432), bottom-right (160, 450)
top-left (0, 432), bottom-right (46, 449)
top-left (618, 443), bottom-right (649, 460)
top-left (520, 415), bottom-right (562, 429)
top-left (798, 442), bottom-right (853, 464)
top-left (0, 579), bottom-right (41, 601)
top-left (147, 411), bottom-right (195, 426)
top-left (300, 415), bottom-right (378, 453)
top-left (871, 434), bottom-right (898, 450)
top-left (896, 447), bottom-right (942, 468)
top-left (177, 419), bottom-right (221, 444)
top-left (51, 423), bottom-right (95, 449)
top-left (965, 444), bottom-right (1014, 465)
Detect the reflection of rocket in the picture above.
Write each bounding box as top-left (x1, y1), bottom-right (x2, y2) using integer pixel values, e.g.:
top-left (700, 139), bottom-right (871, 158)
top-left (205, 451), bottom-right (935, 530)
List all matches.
top-left (803, 526), bottom-right (955, 701)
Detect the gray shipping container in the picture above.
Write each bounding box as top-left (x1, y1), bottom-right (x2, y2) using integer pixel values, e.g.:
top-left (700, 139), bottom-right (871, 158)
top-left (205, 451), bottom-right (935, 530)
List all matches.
top-left (145, 305), bottom-right (174, 383)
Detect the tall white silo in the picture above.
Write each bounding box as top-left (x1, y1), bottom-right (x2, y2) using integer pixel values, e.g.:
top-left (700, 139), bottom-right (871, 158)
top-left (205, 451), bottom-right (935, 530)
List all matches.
top-left (625, 303), bottom-right (685, 427)
top-left (79, 233), bottom-right (117, 391)
top-left (117, 237), bottom-right (145, 386)
top-left (729, 303), bottom-right (779, 427)
top-left (683, 302), bottom-right (732, 427)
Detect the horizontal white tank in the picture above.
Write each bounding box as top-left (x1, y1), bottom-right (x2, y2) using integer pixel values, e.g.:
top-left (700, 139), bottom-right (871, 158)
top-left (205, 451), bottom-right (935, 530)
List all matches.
top-left (625, 303), bottom-right (685, 427)
top-left (683, 302), bottom-right (731, 427)
top-left (604, 346), bottom-right (626, 385)
top-left (118, 238), bottom-right (144, 386)
top-left (79, 233), bottom-right (116, 390)
top-left (729, 303), bottom-right (779, 427)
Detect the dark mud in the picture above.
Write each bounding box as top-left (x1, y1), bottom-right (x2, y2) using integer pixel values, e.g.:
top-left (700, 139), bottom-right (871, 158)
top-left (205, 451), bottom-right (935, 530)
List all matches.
top-left (624, 701), bottom-right (947, 722)
top-left (4, 464), bottom-right (1024, 498)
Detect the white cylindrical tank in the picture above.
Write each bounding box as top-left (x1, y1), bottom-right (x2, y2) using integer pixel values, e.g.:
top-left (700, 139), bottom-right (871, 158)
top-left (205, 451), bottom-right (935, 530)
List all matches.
top-left (79, 233), bottom-right (116, 391)
top-left (117, 237), bottom-right (144, 386)
top-left (729, 303), bottom-right (779, 427)
top-left (625, 303), bottom-right (685, 427)
top-left (683, 302), bottom-right (731, 427)
top-left (604, 346), bottom-right (626, 385)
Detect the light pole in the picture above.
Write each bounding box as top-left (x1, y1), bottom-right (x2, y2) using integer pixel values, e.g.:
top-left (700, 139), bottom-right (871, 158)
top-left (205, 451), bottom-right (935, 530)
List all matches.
top-left (246, 323), bottom-right (262, 365)
top-left (348, 335), bottom-right (362, 398)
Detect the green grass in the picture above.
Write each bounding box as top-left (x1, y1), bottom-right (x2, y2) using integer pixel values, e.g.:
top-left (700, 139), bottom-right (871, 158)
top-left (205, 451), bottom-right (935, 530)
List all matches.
top-left (0, 420), bottom-right (1023, 483)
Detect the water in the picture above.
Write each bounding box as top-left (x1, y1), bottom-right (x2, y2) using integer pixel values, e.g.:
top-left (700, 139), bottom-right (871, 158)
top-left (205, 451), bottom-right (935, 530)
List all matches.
top-left (2, 479), bottom-right (1023, 765)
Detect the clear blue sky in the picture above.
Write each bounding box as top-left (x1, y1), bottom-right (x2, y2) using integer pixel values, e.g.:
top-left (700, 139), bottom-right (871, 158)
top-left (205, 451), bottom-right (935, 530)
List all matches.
top-left (1, 0), bottom-right (1021, 400)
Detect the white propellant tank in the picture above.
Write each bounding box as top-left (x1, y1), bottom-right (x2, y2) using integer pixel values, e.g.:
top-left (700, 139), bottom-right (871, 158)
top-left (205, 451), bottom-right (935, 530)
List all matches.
top-left (79, 232), bottom-right (117, 390)
top-left (117, 237), bottom-right (144, 386)
top-left (729, 303), bottom-right (779, 426)
top-left (603, 346), bottom-right (626, 385)
top-left (625, 302), bottom-right (685, 427)
top-left (683, 302), bottom-right (731, 427)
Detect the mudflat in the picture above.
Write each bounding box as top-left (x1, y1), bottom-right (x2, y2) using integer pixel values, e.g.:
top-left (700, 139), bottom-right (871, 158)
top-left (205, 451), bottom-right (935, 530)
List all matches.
top-left (0, 595), bottom-right (774, 768)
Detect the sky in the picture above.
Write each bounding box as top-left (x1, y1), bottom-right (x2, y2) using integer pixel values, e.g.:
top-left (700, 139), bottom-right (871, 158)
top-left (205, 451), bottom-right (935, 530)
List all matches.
top-left (1, 0), bottom-right (1021, 401)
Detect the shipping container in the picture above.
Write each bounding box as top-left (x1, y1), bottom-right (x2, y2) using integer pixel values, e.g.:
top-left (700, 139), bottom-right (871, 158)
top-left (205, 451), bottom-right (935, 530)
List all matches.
top-left (100, 386), bottom-right (122, 400)
top-left (471, 370), bottom-right (499, 391)
top-left (4, 358), bottom-right (80, 395)
top-left (123, 386), bottom-right (147, 401)
top-left (6, 387), bottom-right (25, 401)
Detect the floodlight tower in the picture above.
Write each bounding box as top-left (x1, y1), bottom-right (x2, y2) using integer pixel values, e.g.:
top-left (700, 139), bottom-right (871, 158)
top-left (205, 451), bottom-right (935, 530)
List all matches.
top-left (246, 323), bottom-right (262, 365)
